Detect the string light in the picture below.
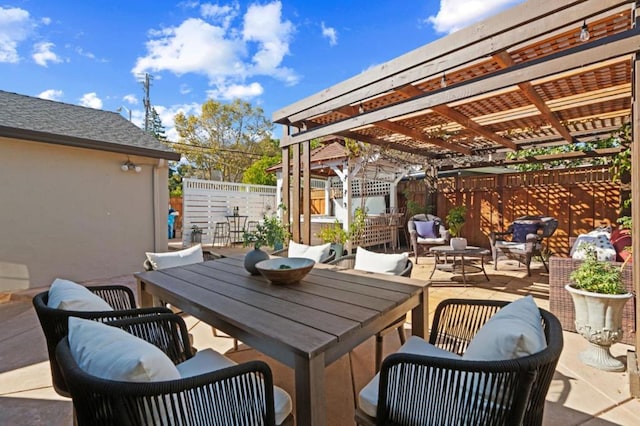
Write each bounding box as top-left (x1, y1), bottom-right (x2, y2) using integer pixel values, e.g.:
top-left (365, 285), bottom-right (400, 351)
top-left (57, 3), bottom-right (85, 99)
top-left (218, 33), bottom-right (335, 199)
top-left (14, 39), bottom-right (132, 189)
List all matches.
top-left (440, 72), bottom-right (447, 88)
top-left (579, 20), bottom-right (590, 42)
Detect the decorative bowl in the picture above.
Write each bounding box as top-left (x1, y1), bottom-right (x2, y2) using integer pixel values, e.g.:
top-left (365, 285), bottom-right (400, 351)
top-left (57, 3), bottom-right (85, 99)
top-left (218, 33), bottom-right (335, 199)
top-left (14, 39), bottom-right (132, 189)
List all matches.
top-left (255, 257), bottom-right (315, 285)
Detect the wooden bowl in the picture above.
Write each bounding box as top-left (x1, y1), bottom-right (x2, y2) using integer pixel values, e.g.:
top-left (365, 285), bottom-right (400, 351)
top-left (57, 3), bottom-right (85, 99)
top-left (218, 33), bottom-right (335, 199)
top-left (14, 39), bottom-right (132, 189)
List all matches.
top-left (255, 257), bottom-right (315, 285)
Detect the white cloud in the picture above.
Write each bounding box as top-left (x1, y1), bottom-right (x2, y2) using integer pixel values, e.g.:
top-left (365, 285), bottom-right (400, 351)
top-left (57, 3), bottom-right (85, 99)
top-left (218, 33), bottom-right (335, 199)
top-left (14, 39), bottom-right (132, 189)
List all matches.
top-left (133, 1), bottom-right (298, 98)
top-left (79, 92), bottom-right (103, 109)
top-left (426, 0), bottom-right (524, 34)
top-left (32, 41), bottom-right (62, 66)
top-left (321, 22), bottom-right (337, 46)
top-left (0, 6), bottom-right (32, 63)
top-left (152, 102), bottom-right (201, 142)
top-left (207, 81), bottom-right (263, 100)
top-left (123, 94), bottom-right (138, 104)
top-left (38, 89), bottom-right (63, 101)
top-left (41, 17), bottom-right (51, 25)
top-left (179, 84), bottom-right (192, 94)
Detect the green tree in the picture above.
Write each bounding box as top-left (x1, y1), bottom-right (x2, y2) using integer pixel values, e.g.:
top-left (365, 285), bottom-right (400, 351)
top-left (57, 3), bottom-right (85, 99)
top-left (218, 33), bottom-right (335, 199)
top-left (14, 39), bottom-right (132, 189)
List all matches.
top-left (149, 107), bottom-right (167, 142)
top-left (168, 163), bottom-right (192, 197)
top-left (243, 156), bottom-right (280, 185)
top-left (173, 99), bottom-right (273, 182)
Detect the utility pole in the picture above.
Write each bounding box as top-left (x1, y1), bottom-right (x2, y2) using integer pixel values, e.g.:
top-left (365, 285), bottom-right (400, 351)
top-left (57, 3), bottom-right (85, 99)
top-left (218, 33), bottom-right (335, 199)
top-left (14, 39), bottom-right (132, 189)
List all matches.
top-left (141, 73), bottom-right (153, 133)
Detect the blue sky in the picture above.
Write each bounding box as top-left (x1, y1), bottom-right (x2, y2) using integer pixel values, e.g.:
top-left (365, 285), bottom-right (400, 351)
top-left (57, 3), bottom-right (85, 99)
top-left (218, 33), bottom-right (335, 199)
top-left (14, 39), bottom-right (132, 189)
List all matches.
top-left (1, 0), bottom-right (523, 141)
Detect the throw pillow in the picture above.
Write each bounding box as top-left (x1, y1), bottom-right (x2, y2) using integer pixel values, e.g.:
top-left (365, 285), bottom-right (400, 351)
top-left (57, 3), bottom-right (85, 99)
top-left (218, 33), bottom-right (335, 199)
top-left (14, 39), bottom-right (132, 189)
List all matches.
top-left (571, 233), bottom-right (617, 261)
top-left (145, 244), bottom-right (204, 270)
top-left (354, 246), bottom-right (409, 275)
top-left (47, 278), bottom-right (114, 311)
top-left (512, 222), bottom-right (539, 243)
top-left (68, 317), bottom-right (181, 382)
top-left (463, 296), bottom-right (546, 360)
top-left (287, 241), bottom-right (331, 263)
top-left (415, 220), bottom-right (437, 238)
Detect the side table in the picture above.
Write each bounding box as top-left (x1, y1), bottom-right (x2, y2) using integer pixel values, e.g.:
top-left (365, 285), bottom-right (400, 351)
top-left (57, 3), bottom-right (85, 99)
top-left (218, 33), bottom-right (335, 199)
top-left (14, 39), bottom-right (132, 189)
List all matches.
top-left (429, 245), bottom-right (490, 284)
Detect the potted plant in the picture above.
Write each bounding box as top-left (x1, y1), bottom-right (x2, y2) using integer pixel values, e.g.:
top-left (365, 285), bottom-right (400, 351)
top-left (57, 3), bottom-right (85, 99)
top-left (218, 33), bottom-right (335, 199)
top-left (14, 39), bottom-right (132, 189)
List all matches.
top-left (317, 220), bottom-right (348, 259)
top-left (243, 214), bottom-right (291, 274)
top-left (446, 205), bottom-right (467, 250)
top-left (565, 242), bottom-right (633, 371)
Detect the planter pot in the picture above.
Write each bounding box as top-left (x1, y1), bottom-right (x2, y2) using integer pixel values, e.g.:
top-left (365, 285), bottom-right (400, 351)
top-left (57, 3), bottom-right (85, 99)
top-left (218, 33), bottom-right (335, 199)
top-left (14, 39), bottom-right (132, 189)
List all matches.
top-left (330, 243), bottom-right (344, 259)
top-left (244, 247), bottom-right (270, 275)
top-left (565, 285), bottom-right (633, 371)
top-left (450, 237), bottom-right (467, 250)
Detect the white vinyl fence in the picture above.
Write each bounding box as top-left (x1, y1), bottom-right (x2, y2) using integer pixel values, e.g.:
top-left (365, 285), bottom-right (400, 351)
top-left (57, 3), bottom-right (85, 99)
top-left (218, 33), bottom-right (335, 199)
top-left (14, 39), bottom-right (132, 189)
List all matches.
top-left (182, 178), bottom-right (277, 247)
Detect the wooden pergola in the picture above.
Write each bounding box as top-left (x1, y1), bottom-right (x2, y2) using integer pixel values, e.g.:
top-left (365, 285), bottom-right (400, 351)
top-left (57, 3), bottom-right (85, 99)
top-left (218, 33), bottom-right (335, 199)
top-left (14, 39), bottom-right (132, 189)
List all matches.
top-left (273, 0), bottom-right (640, 394)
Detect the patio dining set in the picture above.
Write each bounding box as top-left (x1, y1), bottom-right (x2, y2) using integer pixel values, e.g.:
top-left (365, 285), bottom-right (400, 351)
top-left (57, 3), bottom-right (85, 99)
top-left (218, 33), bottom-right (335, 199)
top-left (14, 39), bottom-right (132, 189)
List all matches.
top-left (32, 228), bottom-right (564, 426)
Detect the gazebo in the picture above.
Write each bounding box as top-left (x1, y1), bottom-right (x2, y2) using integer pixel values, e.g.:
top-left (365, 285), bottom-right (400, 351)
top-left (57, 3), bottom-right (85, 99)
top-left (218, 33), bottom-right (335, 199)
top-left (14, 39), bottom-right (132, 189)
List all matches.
top-left (272, 0), bottom-right (640, 393)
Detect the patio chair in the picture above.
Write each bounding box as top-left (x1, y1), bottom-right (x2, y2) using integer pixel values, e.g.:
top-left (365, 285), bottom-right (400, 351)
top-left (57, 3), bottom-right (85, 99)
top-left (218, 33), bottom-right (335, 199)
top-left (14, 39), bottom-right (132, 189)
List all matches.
top-left (329, 248), bottom-right (413, 371)
top-left (407, 214), bottom-right (450, 264)
top-left (32, 283), bottom-right (170, 397)
top-left (55, 313), bottom-right (293, 426)
top-left (489, 215), bottom-right (559, 276)
top-left (355, 298), bottom-right (563, 426)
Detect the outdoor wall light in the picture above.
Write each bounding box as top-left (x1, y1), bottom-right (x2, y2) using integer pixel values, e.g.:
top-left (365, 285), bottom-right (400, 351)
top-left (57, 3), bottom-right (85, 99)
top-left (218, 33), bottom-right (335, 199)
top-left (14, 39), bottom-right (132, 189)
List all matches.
top-left (579, 20), bottom-right (590, 42)
top-left (440, 72), bottom-right (447, 88)
top-left (121, 160), bottom-right (142, 173)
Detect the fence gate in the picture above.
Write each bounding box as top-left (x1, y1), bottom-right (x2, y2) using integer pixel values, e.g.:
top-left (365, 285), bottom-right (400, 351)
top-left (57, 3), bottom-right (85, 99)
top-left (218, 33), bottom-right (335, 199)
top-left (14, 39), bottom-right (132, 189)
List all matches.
top-left (182, 178), bottom-right (277, 247)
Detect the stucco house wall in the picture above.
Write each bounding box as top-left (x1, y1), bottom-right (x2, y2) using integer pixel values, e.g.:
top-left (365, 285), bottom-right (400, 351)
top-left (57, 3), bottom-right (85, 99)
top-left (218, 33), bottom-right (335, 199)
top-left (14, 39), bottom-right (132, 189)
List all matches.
top-left (0, 90), bottom-right (179, 292)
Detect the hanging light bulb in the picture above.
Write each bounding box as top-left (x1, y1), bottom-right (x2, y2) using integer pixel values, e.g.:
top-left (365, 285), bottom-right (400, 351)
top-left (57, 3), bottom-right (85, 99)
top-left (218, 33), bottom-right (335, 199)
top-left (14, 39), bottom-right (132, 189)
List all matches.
top-left (358, 103), bottom-right (365, 113)
top-left (579, 20), bottom-right (590, 42)
top-left (440, 72), bottom-right (447, 88)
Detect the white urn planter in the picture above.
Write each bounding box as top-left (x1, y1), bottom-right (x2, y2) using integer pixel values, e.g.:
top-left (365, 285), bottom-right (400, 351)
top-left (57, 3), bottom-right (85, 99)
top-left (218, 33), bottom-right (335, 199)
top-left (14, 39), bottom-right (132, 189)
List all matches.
top-left (565, 284), bottom-right (632, 372)
top-left (450, 237), bottom-right (467, 250)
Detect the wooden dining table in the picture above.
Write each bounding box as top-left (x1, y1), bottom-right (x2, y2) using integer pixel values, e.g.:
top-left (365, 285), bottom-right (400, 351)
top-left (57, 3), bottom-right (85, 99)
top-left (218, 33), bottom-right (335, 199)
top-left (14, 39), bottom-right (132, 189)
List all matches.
top-left (135, 255), bottom-right (429, 426)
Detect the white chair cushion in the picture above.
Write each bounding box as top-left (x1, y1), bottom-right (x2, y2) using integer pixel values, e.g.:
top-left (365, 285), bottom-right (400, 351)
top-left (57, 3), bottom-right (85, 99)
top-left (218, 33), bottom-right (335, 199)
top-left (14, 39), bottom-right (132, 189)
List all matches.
top-left (287, 241), bottom-right (331, 263)
top-left (176, 348), bottom-right (292, 425)
top-left (145, 244), bottom-right (204, 270)
top-left (68, 317), bottom-right (181, 382)
top-left (494, 240), bottom-right (526, 251)
top-left (354, 246), bottom-right (408, 275)
top-left (463, 296), bottom-right (546, 361)
top-left (358, 336), bottom-right (461, 417)
top-left (47, 278), bottom-right (114, 311)
top-left (416, 236), bottom-right (447, 244)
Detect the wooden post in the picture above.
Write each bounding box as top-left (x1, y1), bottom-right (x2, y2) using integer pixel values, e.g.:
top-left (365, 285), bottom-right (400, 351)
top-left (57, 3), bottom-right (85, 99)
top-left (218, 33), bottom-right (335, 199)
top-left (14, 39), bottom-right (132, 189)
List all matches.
top-left (292, 143), bottom-right (301, 242)
top-left (629, 50), bottom-right (640, 398)
top-left (281, 126), bottom-right (291, 235)
top-left (302, 140), bottom-right (311, 244)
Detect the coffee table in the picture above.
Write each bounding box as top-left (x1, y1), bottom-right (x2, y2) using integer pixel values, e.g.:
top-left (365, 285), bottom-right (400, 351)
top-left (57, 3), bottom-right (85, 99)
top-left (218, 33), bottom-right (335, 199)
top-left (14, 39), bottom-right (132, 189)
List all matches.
top-left (429, 245), bottom-right (490, 284)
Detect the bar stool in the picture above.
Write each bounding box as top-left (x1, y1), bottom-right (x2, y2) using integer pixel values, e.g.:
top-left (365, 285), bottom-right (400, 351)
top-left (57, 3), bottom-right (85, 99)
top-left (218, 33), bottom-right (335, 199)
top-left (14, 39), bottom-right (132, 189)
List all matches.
top-left (211, 222), bottom-right (230, 247)
top-left (246, 220), bottom-right (259, 233)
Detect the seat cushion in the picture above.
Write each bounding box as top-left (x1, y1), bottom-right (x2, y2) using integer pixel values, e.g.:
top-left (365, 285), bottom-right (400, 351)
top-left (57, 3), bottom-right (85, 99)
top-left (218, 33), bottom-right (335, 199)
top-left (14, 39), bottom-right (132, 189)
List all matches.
top-left (177, 349), bottom-right (292, 425)
top-left (494, 240), bottom-right (526, 252)
top-left (68, 317), bottom-right (181, 382)
top-left (358, 336), bottom-right (461, 417)
top-left (415, 220), bottom-right (437, 238)
top-left (463, 296), bottom-right (546, 361)
top-left (47, 278), bottom-right (114, 311)
top-left (145, 244), bottom-right (204, 270)
top-left (416, 236), bottom-right (447, 244)
top-left (354, 246), bottom-right (408, 275)
top-left (287, 241), bottom-right (331, 263)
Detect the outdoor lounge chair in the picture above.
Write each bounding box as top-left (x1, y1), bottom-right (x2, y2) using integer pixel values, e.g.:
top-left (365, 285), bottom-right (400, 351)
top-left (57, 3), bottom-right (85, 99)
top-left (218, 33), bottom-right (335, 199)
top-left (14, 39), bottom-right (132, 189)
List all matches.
top-left (329, 249), bottom-right (413, 371)
top-left (55, 313), bottom-right (293, 426)
top-left (355, 298), bottom-right (563, 426)
top-left (489, 215), bottom-right (558, 276)
top-left (407, 214), bottom-right (449, 264)
top-left (32, 284), bottom-right (170, 397)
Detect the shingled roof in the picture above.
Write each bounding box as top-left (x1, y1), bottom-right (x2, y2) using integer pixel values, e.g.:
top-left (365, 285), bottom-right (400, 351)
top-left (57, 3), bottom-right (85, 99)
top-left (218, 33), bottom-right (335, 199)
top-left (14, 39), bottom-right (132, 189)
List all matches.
top-left (0, 90), bottom-right (180, 160)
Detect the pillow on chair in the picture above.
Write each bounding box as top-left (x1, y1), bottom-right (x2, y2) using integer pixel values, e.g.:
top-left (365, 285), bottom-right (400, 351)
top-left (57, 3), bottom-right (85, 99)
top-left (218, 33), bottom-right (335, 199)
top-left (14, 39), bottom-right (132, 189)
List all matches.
top-left (145, 244), bottom-right (204, 270)
top-left (415, 221), bottom-right (437, 238)
top-left (288, 241), bottom-right (331, 263)
top-left (68, 317), bottom-right (180, 382)
top-left (47, 278), bottom-right (114, 311)
top-left (512, 222), bottom-right (539, 243)
top-left (354, 247), bottom-right (408, 275)
top-left (463, 296), bottom-right (546, 360)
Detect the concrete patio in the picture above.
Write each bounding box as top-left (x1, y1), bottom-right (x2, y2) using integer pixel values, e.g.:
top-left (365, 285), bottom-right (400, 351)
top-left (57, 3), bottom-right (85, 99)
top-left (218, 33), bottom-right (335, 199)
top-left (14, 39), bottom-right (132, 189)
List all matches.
top-left (1, 249), bottom-right (639, 425)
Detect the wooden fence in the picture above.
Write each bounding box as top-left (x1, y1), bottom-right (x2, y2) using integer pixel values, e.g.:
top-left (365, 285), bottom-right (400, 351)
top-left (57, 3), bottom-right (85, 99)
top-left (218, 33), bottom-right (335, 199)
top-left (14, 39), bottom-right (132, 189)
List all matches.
top-left (400, 166), bottom-right (621, 257)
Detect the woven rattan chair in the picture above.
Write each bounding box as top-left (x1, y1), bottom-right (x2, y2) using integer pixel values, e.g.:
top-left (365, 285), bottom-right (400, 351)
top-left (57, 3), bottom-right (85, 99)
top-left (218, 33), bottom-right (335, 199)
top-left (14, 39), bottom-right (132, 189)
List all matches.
top-left (407, 214), bottom-right (450, 264)
top-left (489, 215), bottom-right (558, 276)
top-left (56, 313), bottom-right (291, 426)
top-left (355, 298), bottom-right (563, 426)
top-left (32, 285), bottom-right (170, 397)
top-left (329, 253), bottom-right (413, 372)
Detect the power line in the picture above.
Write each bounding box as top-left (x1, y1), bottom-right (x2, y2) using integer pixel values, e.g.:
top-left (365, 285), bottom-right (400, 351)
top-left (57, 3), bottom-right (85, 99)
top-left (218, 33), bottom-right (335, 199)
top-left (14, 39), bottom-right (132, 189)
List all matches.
top-left (162, 140), bottom-right (266, 158)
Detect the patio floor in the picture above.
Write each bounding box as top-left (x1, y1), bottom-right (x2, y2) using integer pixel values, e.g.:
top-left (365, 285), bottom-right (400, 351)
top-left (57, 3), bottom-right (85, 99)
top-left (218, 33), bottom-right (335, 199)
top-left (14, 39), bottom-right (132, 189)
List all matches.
top-left (1, 247), bottom-right (639, 425)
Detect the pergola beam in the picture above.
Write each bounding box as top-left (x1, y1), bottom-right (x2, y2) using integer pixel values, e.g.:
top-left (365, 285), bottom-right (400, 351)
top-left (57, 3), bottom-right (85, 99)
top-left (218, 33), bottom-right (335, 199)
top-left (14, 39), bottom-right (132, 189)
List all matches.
top-left (493, 51), bottom-right (575, 143)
